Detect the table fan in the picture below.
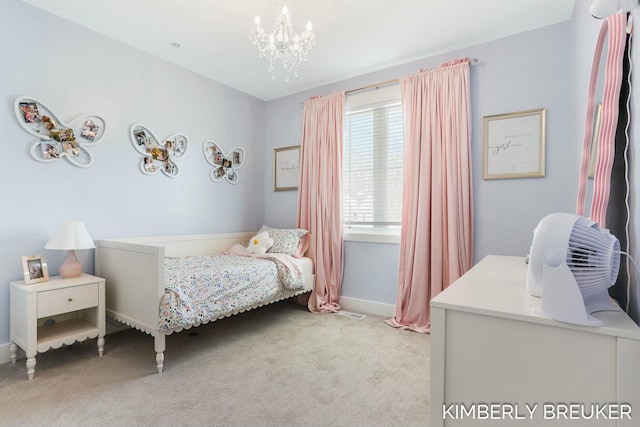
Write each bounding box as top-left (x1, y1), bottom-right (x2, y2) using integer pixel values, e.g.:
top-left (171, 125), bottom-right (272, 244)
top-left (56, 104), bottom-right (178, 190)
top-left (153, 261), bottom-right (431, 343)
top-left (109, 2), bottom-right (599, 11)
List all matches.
top-left (526, 212), bottom-right (620, 326)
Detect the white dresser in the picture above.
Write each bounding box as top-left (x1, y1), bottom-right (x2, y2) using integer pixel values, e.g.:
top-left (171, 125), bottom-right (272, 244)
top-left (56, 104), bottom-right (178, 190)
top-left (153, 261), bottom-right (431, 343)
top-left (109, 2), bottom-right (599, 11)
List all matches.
top-left (430, 255), bottom-right (640, 426)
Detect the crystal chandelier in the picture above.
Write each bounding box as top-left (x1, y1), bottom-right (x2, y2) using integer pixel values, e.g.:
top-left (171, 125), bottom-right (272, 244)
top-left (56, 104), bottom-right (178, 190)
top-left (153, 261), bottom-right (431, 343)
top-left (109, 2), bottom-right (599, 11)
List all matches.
top-left (250, 3), bottom-right (315, 81)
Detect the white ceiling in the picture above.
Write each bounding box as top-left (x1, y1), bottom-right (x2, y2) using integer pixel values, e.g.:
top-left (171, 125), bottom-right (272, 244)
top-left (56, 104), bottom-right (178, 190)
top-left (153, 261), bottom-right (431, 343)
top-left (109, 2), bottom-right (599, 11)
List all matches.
top-left (22, 0), bottom-right (576, 101)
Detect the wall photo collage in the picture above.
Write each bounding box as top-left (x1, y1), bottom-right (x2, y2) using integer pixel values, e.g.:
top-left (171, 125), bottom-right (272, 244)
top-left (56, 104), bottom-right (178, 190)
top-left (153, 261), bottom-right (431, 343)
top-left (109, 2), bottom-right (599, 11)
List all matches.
top-left (13, 96), bottom-right (247, 183)
top-left (203, 140), bottom-right (245, 184)
top-left (14, 96), bottom-right (106, 167)
top-left (130, 124), bottom-right (188, 178)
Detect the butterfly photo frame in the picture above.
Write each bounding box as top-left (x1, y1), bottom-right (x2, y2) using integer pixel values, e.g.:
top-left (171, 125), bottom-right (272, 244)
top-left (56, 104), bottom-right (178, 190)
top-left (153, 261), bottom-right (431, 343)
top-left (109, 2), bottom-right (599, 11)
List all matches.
top-left (203, 140), bottom-right (245, 184)
top-left (14, 96), bottom-right (106, 167)
top-left (130, 124), bottom-right (188, 178)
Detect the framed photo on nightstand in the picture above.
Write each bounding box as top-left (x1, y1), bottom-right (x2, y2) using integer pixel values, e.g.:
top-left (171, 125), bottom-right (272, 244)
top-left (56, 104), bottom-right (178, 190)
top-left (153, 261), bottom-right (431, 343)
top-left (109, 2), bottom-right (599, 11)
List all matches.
top-left (21, 255), bottom-right (49, 284)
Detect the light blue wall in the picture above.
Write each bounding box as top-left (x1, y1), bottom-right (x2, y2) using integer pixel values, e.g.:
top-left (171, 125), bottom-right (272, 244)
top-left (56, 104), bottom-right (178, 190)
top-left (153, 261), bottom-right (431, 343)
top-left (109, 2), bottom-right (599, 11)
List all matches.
top-left (264, 22), bottom-right (576, 308)
top-left (263, 0), bottom-right (640, 325)
top-left (2, 0), bottom-right (637, 354)
top-left (0, 0), bottom-right (266, 346)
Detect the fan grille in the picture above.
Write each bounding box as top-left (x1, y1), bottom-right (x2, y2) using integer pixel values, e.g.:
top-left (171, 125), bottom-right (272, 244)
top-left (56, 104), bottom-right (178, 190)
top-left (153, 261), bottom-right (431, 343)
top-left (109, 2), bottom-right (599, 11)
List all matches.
top-left (566, 216), bottom-right (620, 297)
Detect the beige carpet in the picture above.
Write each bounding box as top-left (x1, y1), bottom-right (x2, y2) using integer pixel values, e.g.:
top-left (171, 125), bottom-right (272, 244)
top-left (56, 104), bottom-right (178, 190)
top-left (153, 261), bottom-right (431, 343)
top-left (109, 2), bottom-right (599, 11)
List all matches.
top-left (0, 301), bottom-right (429, 427)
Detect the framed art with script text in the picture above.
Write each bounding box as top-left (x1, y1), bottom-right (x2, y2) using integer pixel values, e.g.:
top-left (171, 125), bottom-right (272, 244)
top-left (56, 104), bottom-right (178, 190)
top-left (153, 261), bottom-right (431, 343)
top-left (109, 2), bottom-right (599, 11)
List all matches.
top-left (482, 108), bottom-right (546, 180)
top-left (274, 145), bottom-right (300, 191)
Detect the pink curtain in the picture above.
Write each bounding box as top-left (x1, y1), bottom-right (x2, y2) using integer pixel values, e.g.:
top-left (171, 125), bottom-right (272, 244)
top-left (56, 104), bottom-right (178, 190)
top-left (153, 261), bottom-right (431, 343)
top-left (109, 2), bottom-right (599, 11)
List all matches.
top-left (386, 59), bottom-right (474, 333)
top-left (297, 92), bottom-right (345, 313)
top-left (576, 13), bottom-right (627, 227)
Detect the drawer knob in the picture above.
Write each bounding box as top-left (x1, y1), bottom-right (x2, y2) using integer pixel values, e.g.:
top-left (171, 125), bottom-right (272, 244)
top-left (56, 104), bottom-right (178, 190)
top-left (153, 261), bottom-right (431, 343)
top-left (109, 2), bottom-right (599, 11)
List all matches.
top-left (67, 298), bottom-right (73, 302)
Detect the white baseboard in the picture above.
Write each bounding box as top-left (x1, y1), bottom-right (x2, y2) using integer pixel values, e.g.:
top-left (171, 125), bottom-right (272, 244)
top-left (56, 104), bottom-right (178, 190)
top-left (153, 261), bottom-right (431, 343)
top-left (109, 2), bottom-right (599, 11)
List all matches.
top-left (0, 341), bottom-right (24, 365)
top-left (106, 317), bottom-right (130, 334)
top-left (0, 342), bottom-right (10, 365)
top-left (338, 296), bottom-right (395, 318)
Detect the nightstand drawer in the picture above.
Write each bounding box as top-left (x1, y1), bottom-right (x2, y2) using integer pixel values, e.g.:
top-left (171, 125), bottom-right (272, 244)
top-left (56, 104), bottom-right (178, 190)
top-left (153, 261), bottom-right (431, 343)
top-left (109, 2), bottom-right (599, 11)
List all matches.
top-left (37, 283), bottom-right (99, 318)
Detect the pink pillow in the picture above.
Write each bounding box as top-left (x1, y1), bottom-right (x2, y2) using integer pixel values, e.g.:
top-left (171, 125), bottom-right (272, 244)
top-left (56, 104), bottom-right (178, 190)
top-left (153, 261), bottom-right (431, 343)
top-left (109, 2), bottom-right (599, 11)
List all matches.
top-left (224, 243), bottom-right (248, 256)
top-left (292, 233), bottom-right (310, 258)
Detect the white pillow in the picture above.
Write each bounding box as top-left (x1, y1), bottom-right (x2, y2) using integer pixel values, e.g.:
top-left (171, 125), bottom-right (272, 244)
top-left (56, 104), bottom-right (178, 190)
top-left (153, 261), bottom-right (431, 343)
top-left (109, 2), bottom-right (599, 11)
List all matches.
top-left (246, 231), bottom-right (274, 255)
top-left (258, 225), bottom-right (309, 256)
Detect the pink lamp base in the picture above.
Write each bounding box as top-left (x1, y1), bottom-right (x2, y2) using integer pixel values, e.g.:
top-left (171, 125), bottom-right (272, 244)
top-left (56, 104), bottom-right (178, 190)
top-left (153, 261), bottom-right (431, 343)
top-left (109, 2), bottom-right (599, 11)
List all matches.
top-left (59, 250), bottom-right (83, 278)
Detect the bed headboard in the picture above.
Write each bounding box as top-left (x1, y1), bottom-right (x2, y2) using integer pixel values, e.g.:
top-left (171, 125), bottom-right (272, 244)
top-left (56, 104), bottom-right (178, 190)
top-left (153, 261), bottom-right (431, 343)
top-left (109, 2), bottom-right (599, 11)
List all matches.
top-left (96, 231), bottom-right (315, 265)
top-left (98, 232), bottom-right (255, 257)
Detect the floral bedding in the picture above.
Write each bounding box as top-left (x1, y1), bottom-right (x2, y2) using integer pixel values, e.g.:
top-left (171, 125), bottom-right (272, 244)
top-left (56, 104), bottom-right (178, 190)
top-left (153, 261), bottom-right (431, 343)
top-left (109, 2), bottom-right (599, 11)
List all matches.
top-left (158, 254), bottom-right (305, 331)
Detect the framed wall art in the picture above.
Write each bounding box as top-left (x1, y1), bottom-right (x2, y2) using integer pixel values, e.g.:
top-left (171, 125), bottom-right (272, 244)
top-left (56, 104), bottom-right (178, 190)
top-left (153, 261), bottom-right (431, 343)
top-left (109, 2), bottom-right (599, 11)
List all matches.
top-left (482, 108), bottom-right (546, 180)
top-left (21, 255), bottom-right (49, 285)
top-left (274, 145), bottom-right (300, 191)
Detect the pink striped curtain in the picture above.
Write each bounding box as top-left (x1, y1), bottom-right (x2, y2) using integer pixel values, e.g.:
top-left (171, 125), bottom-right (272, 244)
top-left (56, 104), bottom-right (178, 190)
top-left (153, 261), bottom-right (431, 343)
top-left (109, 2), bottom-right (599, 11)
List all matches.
top-left (576, 13), bottom-right (628, 227)
top-left (386, 59), bottom-right (473, 333)
top-left (297, 92), bottom-right (345, 313)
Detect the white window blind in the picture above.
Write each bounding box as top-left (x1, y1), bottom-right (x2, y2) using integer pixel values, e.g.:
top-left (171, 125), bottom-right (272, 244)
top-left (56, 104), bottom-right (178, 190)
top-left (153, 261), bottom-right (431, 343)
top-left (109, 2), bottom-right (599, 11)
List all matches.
top-left (344, 86), bottom-right (403, 229)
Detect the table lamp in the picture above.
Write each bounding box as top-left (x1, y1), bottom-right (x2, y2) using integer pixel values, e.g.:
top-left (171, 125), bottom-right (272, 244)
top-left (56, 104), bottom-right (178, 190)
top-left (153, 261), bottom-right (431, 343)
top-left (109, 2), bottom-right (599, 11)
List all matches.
top-left (44, 221), bottom-right (95, 278)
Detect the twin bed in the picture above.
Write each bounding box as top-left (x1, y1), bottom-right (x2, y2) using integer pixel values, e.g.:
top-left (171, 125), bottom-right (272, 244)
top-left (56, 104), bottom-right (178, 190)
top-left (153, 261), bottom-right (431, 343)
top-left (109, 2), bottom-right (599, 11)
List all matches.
top-left (94, 230), bottom-right (314, 373)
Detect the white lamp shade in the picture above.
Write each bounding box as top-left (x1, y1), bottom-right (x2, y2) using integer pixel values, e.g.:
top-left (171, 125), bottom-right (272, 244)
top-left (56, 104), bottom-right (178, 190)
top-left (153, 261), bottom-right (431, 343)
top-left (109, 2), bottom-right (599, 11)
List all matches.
top-left (45, 221), bottom-right (95, 250)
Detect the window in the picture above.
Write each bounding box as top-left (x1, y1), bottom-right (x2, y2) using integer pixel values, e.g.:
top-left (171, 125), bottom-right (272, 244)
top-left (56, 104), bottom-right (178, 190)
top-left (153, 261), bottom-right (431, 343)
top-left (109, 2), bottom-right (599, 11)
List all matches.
top-left (343, 85), bottom-right (403, 237)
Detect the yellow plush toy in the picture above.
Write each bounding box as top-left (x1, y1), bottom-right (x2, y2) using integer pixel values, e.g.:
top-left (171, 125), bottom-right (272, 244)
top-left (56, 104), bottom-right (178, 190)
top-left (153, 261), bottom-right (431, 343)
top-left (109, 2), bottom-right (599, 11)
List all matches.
top-left (247, 231), bottom-right (274, 255)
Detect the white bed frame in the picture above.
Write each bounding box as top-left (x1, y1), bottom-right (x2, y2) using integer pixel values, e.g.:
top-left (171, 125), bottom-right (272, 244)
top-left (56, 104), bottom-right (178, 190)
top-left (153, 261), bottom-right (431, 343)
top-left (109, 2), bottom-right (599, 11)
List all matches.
top-left (94, 232), bottom-right (314, 373)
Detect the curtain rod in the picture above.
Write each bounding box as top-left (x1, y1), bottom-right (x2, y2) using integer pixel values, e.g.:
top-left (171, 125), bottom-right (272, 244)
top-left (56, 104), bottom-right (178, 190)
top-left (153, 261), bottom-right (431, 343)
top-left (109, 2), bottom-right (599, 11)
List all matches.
top-left (299, 58), bottom-right (478, 107)
top-left (345, 78), bottom-right (399, 95)
top-left (345, 58), bottom-right (479, 96)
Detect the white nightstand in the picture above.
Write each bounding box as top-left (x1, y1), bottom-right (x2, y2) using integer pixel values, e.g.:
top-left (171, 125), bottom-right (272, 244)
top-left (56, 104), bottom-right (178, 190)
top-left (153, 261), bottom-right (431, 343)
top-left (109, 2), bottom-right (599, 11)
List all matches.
top-left (10, 274), bottom-right (105, 380)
